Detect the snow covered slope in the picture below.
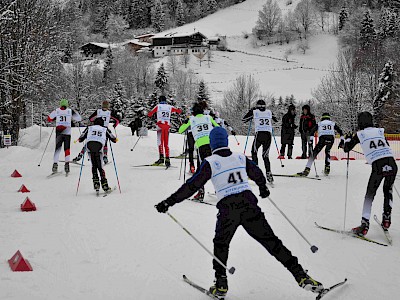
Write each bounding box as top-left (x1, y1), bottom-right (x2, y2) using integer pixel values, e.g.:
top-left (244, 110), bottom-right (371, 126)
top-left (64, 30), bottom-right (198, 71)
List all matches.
top-left (1, 125), bottom-right (399, 300)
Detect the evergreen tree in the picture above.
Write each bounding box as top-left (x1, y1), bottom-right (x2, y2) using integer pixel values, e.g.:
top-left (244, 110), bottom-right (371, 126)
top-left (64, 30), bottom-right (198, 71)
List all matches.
top-left (197, 80), bottom-right (209, 103)
top-left (207, 0), bottom-right (218, 14)
top-left (128, 0), bottom-right (148, 29)
top-left (155, 63), bottom-right (168, 93)
top-left (91, 6), bottom-right (109, 36)
top-left (386, 9), bottom-right (398, 38)
top-left (373, 61), bottom-right (398, 128)
top-left (360, 10), bottom-right (376, 50)
top-left (338, 6), bottom-right (349, 31)
top-left (151, 0), bottom-right (165, 32)
top-left (176, 0), bottom-right (185, 26)
top-left (103, 46), bottom-right (113, 82)
top-left (199, 0), bottom-right (208, 17)
top-left (111, 78), bottom-right (128, 122)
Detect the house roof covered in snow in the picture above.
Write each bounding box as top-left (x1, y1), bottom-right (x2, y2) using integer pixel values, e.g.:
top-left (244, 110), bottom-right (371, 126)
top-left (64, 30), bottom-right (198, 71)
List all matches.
top-left (151, 31), bottom-right (207, 40)
top-left (123, 39), bottom-right (151, 47)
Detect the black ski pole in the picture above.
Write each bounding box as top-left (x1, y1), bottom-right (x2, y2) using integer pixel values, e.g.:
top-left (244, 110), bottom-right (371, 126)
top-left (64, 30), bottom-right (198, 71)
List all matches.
top-left (343, 152), bottom-right (350, 233)
top-left (272, 128), bottom-right (284, 168)
top-left (183, 137), bottom-right (188, 182)
top-left (76, 142), bottom-right (87, 196)
top-left (38, 127), bottom-right (54, 167)
top-left (130, 135), bottom-right (142, 152)
top-left (109, 141), bottom-right (122, 193)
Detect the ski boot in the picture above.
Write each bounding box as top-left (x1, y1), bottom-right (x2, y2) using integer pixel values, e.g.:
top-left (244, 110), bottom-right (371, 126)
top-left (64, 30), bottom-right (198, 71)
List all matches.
top-left (190, 163), bottom-right (196, 174)
top-left (153, 155), bottom-right (164, 166)
top-left (352, 218), bottom-right (369, 236)
top-left (165, 157), bottom-right (171, 168)
top-left (101, 178), bottom-right (112, 192)
top-left (288, 156), bottom-right (293, 159)
top-left (52, 163), bottom-right (58, 173)
top-left (93, 177), bottom-right (100, 193)
top-left (72, 153), bottom-right (83, 163)
top-left (297, 167), bottom-right (310, 177)
top-left (266, 171), bottom-right (274, 184)
top-left (103, 155), bottom-right (109, 165)
top-left (382, 211), bottom-right (391, 229)
top-left (193, 188), bottom-right (205, 201)
top-left (296, 273), bottom-right (324, 294)
top-left (209, 274), bottom-right (228, 297)
top-left (64, 162), bottom-right (70, 174)
top-left (324, 165), bottom-right (330, 176)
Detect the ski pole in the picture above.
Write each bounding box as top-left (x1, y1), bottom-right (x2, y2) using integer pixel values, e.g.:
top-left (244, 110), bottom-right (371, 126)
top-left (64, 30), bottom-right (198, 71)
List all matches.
top-left (308, 137), bottom-right (318, 177)
top-left (179, 132), bottom-right (187, 181)
top-left (183, 141), bottom-right (188, 182)
top-left (167, 212), bottom-right (236, 274)
top-left (272, 128), bottom-right (284, 168)
top-left (243, 121), bottom-right (252, 155)
top-left (351, 149), bottom-right (364, 156)
top-left (109, 141), bottom-right (122, 193)
top-left (76, 142), bottom-right (87, 196)
top-left (343, 152), bottom-right (350, 233)
top-left (38, 127), bottom-right (55, 167)
top-left (267, 197), bottom-right (318, 253)
top-left (130, 135), bottom-right (142, 152)
top-left (233, 135), bottom-right (240, 146)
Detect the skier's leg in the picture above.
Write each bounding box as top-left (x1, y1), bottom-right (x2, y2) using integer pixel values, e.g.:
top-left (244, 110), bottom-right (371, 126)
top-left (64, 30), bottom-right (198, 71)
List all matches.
top-left (163, 126), bottom-right (170, 158)
top-left (262, 133), bottom-right (272, 173)
top-left (324, 141), bottom-right (333, 167)
top-left (362, 167), bottom-right (384, 221)
top-left (305, 140), bottom-right (324, 169)
top-left (287, 143), bottom-right (293, 158)
top-left (251, 133), bottom-right (261, 165)
top-left (280, 143), bottom-right (286, 157)
top-left (53, 132), bottom-right (63, 163)
top-left (382, 160), bottom-right (397, 221)
top-left (64, 135), bottom-right (71, 162)
top-left (157, 126), bottom-right (164, 156)
top-left (301, 133), bottom-right (307, 158)
top-left (307, 133), bottom-right (313, 157)
top-left (188, 133), bottom-right (195, 166)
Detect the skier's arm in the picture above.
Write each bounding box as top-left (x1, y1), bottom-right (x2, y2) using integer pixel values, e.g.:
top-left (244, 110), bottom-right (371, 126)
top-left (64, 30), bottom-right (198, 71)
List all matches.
top-left (242, 110), bottom-right (253, 123)
top-left (48, 110), bottom-right (56, 122)
top-left (210, 117), bottom-right (220, 127)
top-left (106, 129), bottom-right (117, 143)
top-left (334, 124), bottom-right (344, 137)
top-left (171, 107), bottom-right (182, 114)
top-left (88, 110), bottom-right (97, 122)
top-left (272, 114), bottom-right (278, 123)
top-left (178, 121), bottom-right (191, 134)
top-left (78, 127), bottom-right (89, 142)
top-left (110, 116), bottom-right (120, 128)
top-left (309, 124), bottom-right (318, 137)
top-left (246, 158), bottom-right (270, 198)
top-left (147, 106), bottom-right (158, 117)
top-left (72, 109), bottom-right (82, 122)
top-left (223, 120), bottom-right (234, 133)
top-left (343, 134), bottom-right (360, 153)
top-left (162, 161), bottom-right (212, 206)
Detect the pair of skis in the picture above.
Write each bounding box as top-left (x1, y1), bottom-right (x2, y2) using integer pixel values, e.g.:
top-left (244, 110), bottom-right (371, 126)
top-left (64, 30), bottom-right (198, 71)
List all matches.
top-left (132, 164), bottom-right (176, 170)
top-left (315, 217), bottom-right (392, 247)
top-left (47, 171), bottom-right (69, 178)
top-left (273, 174), bottom-right (322, 181)
top-left (96, 186), bottom-right (116, 197)
top-left (183, 275), bottom-right (347, 300)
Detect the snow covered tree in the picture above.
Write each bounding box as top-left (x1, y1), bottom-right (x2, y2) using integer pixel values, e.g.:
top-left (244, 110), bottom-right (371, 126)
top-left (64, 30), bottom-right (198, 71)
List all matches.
top-left (197, 80), bottom-right (210, 103)
top-left (176, 0), bottom-right (185, 26)
top-left (106, 13), bottom-right (129, 41)
top-left (155, 63), bottom-right (169, 93)
top-left (360, 10), bottom-right (376, 50)
top-left (128, 0), bottom-right (148, 28)
top-left (199, 0), bottom-right (208, 17)
top-left (103, 46), bottom-right (113, 82)
top-left (91, 6), bottom-right (109, 36)
top-left (111, 79), bottom-right (128, 122)
top-left (294, 0), bottom-right (314, 37)
top-left (207, 0), bottom-right (218, 14)
top-left (151, 0), bottom-right (165, 32)
top-left (256, 0), bottom-right (282, 37)
top-left (373, 61), bottom-right (399, 131)
top-left (338, 6), bottom-right (349, 31)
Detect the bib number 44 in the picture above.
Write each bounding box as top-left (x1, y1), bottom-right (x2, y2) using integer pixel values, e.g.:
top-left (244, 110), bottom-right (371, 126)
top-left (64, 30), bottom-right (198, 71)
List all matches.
top-left (370, 139), bottom-right (387, 149)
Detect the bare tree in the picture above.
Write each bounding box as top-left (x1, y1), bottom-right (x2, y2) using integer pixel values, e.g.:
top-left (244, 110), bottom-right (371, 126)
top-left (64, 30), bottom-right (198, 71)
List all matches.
top-left (180, 49), bottom-right (191, 68)
top-left (297, 39), bottom-right (310, 54)
top-left (166, 55), bottom-right (179, 74)
top-left (207, 49), bottom-right (213, 68)
top-left (294, 0), bottom-right (315, 38)
top-left (256, 0), bottom-right (282, 37)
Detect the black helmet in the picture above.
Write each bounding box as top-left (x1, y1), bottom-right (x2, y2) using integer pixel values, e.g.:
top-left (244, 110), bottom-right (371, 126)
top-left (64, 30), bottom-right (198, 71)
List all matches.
top-left (357, 111), bottom-right (373, 130)
top-left (256, 99), bottom-right (266, 110)
top-left (302, 104), bottom-right (310, 112)
top-left (159, 95), bottom-right (167, 103)
top-left (192, 102), bottom-right (204, 115)
top-left (94, 117), bottom-right (104, 126)
top-left (321, 112), bottom-right (331, 120)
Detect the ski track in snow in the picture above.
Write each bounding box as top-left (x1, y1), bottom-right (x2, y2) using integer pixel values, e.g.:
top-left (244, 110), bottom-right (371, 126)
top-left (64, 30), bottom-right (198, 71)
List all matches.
top-left (1, 125), bottom-right (399, 299)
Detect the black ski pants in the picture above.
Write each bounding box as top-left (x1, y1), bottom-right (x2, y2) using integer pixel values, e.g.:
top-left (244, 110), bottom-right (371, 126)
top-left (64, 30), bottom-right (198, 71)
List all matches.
top-left (309, 135), bottom-right (334, 167)
top-left (251, 131), bottom-right (272, 173)
top-left (54, 133), bottom-right (71, 163)
top-left (301, 132), bottom-right (312, 158)
top-left (280, 143), bottom-right (293, 158)
top-left (87, 141), bottom-right (106, 180)
top-left (187, 132), bottom-right (195, 165)
top-left (213, 191), bottom-right (304, 279)
top-left (196, 144), bottom-right (212, 192)
top-left (362, 157), bottom-right (398, 220)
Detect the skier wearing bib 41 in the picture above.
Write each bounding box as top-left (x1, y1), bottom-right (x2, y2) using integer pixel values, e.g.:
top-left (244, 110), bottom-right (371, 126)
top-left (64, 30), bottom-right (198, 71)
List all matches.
top-left (148, 95), bottom-right (182, 168)
top-left (73, 100), bottom-right (119, 165)
top-left (155, 127), bottom-right (324, 298)
top-left (343, 112), bottom-right (397, 236)
top-left (179, 102), bottom-right (219, 200)
top-left (242, 99), bottom-right (278, 184)
top-left (297, 113), bottom-right (344, 176)
top-left (48, 99), bottom-right (82, 174)
top-left (77, 118), bottom-right (117, 193)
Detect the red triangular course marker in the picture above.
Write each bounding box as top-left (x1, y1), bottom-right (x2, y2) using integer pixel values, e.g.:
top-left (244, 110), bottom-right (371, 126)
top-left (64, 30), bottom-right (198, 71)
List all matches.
top-left (8, 250), bottom-right (33, 272)
top-left (277, 155), bottom-right (285, 159)
top-left (21, 197), bottom-right (36, 212)
top-left (11, 170), bottom-right (22, 178)
top-left (18, 184), bottom-right (30, 193)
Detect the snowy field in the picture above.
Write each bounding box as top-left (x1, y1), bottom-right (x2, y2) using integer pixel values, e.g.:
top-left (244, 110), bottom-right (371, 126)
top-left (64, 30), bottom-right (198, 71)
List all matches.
top-left (157, 0), bottom-right (339, 101)
top-left (1, 125), bottom-right (399, 300)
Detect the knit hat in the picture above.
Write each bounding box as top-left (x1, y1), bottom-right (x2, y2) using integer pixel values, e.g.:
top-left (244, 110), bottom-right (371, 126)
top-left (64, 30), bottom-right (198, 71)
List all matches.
top-left (60, 99), bottom-right (68, 108)
top-left (210, 127), bottom-right (229, 151)
top-left (159, 95), bottom-right (167, 103)
top-left (321, 112), bottom-right (331, 120)
top-left (102, 100), bottom-right (110, 109)
top-left (358, 111), bottom-right (374, 130)
top-left (192, 102), bottom-right (204, 115)
top-left (94, 117), bottom-right (104, 126)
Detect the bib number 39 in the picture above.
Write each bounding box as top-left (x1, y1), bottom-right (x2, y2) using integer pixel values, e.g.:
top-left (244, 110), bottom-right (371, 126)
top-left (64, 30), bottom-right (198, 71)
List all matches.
top-left (197, 124), bottom-right (209, 132)
top-left (228, 172), bottom-right (244, 184)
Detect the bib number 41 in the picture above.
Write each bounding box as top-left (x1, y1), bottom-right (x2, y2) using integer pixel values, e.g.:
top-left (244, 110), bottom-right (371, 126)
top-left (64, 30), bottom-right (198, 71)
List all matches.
top-left (228, 172), bottom-right (244, 184)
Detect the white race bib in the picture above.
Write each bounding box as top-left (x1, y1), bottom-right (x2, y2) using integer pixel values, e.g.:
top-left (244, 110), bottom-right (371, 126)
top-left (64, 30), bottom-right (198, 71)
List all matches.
top-left (97, 109), bottom-right (111, 127)
top-left (253, 109), bottom-right (272, 132)
top-left (357, 128), bottom-right (393, 164)
top-left (87, 125), bottom-right (107, 146)
top-left (156, 104), bottom-right (172, 124)
top-left (190, 115), bottom-right (212, 141)
top-left (56, 108), bottom-right (72, 127)
top-left (318, 120), bottom-right (335, 137)
top-left (206, 153), bottom-right (252, 201)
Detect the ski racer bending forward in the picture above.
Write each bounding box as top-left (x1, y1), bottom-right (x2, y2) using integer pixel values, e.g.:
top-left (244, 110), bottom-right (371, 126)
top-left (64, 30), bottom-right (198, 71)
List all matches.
top-left (155, 127), bottom-right (324, 298)
top-left (343, 112), bottom-right (397, 236)
top-left (77, 118), bottom-right (117, 193)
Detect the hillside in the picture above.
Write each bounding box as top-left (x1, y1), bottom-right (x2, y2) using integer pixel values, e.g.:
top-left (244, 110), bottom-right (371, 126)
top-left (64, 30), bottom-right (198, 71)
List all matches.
top-left (0, 125), bottom-right (399, 300)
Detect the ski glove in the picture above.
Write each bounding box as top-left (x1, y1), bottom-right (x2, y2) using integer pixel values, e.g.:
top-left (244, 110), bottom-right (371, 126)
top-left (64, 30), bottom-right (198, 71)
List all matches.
top-left (155, 198), bottom-right (175, 213)
top-left (259, 185), bottom-right (270, 198)
top-left (338, 139), bottom-right (344, 149)
top-left (231, 131), bottom-right (236, 136)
